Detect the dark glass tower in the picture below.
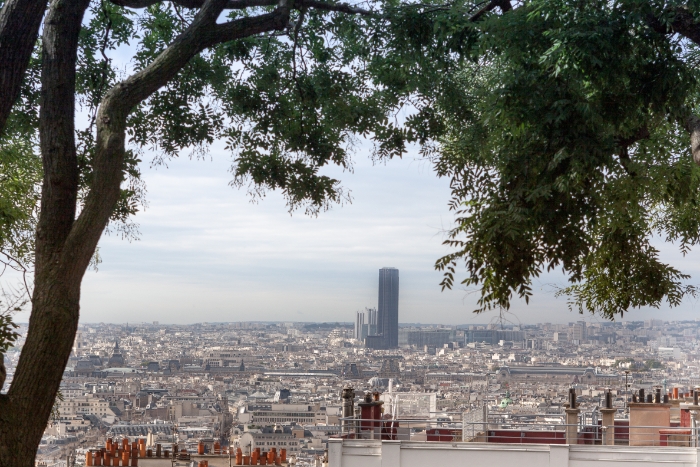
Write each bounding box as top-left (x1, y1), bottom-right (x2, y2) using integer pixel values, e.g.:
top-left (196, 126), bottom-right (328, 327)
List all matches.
top-left (377, 267), bottom-right (399, 349)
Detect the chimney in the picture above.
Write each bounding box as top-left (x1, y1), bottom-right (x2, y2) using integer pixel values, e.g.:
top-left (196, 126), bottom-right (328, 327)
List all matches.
top-left (341, 386), bottom-right (355, 435)
top-left (605, 389), bottom-right (613, 409)
top-left (629, 389), bottom-right (671, 446)
top-left (600, 389), bottom-right (616, 446)
top-left (565, 388), bottom-right (580, 445)
top-left (358, 391), bottom-right (384, 436)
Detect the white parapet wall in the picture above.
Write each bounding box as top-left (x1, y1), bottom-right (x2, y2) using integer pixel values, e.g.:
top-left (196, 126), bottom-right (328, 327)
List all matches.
top-left (329, 439), bottom-right (700, 467)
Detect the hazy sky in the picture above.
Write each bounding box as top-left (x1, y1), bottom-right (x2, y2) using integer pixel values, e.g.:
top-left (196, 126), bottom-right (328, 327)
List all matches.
top-left (8, 12), bottom-right (699, 327)
top-left (12, 142), bottom-right (700, 326)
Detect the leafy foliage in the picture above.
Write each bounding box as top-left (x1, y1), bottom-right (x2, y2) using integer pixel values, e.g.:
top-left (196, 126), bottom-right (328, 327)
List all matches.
top-left (0, 0), bottom-right (146, 268)
top-left (0, 315), bottom-right (19, 355)
top-left (615, 358), bottom-right (664, 371)
top-left (0, 48), bottom-right (41, 272)
top-left (0, 133), bottom-right (41, 270)
top-left (120, 2), bottom-right (411, 213)
top-left (50, 390), bottom-right (64, 423)
top-left (424, 0), bottom-right (700, 318)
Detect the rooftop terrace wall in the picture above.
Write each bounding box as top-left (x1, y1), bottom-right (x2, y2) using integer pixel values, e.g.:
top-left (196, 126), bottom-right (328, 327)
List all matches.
top-left (329, 439), bottom-right (700, 467)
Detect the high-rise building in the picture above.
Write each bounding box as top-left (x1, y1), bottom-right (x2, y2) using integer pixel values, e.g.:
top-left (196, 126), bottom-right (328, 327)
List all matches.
top-left (367, 307), bottom-right (377, 336)
top-left (377, 267), bottom-right (399, 349)
top-left (355, 307), bottom-right (377, 341)
top-left (400, 328), bottom-right (455, 348)
top-left (355, 311), bottom-right (365, 340)
top-left (572, 321), bottom-right (587, 344)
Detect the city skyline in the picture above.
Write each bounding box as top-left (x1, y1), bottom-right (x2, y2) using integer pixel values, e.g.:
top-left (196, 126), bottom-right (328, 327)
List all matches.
top-left (13, 288), bottom-right (697, 463)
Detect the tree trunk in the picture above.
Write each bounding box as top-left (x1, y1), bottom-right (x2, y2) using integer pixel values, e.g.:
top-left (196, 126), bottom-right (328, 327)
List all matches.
top-left (0, 1), bottom-right (288, 463)
top-left (0, 357), bottom-right (5, 389)
top-left (0, 0), bottom-right (48, 132)
top-left (0, 282), bottom-right (81, 465)
top-left (0, 0), bottom-right (90, 464)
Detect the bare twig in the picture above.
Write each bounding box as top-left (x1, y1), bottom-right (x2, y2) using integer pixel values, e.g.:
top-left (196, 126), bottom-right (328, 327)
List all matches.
top-left (0, 251), bottom-right (32, 298)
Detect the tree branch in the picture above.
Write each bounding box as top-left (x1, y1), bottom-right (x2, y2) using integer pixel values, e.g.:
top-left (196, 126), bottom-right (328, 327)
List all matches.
top-left (668, 7), bottom-right (700, 46)
top-left (647, 6), bottom-right (700, 46)
top-left (64, 0), bottom-right (291, 271)
top-left (111, 0), bottom-right (375, 15)
top-left (687, 114), bottom-right (700, 166)
top-left (296, 0), bottom-right (373, 16)
top-left (616, 126), bottom-right (650, 176)
top-left (617, 126), bottom-right (650, 150)
top-left (111, 0), bottom-right (274, 9)
top-left (469, 0), bottom-right (510, 22)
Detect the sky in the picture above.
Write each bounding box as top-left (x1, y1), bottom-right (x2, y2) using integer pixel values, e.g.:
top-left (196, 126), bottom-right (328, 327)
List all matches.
top-left (6, 14), bottom-right (700, 326)
top-left (13, 139), bottom-right (700, 326)
top-left (6, 9), bottom-right (700, 325)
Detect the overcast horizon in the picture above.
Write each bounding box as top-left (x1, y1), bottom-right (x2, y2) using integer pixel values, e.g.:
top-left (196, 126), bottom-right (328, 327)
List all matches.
top-left (10, 142), bottom-right (700, 327)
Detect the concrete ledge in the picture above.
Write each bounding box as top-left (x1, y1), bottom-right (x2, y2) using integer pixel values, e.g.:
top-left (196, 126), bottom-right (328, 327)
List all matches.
top-left (333, 439), bottom-right (700, 467)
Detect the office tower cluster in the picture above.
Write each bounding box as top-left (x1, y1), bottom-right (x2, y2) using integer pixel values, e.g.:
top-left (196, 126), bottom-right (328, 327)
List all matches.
top-left (356, 267), bottom-right (399, 350)
top-left (354, 307), bottom-right (377, 341)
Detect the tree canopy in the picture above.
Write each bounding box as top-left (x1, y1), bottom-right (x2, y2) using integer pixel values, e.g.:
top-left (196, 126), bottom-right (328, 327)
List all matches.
top-left (413, 0), bottom-right (700, 319)
top-left (3, 0), bottom-right (700, 460)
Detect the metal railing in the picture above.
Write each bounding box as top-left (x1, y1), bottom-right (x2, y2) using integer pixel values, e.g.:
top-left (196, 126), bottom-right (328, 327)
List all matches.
top-left (337, 417), bottom-right (700, 447)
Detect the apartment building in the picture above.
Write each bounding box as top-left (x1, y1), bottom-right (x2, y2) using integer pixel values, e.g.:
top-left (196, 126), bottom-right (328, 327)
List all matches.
top-left (239, 404), bottom-right (327, 425)
top-left (240, 429), bottom-right (301, 453)
top-left (57, 395), bottom-right (111, 418)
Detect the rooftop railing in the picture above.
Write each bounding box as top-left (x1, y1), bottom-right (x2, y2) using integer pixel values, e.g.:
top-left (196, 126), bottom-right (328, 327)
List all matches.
top-left (337, 417), bottom-right (700, 447)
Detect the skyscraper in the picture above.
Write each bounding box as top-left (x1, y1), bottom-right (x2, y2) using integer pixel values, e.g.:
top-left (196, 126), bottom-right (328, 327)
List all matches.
top-left (572, 321), bottom-right (587, 344)
top-left (377, 267), bottom-right (399, 348)
top-left (355, 307), bottom-right (377, 342)
top-left (367, 307), bottom-right (377, 336)
top-left (354, 311), bottom-right (365, 340)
